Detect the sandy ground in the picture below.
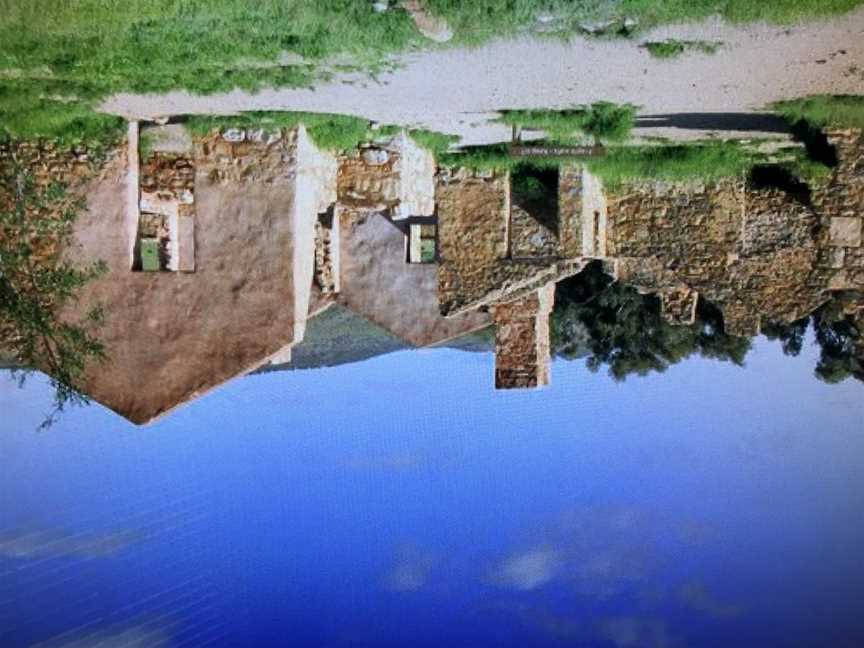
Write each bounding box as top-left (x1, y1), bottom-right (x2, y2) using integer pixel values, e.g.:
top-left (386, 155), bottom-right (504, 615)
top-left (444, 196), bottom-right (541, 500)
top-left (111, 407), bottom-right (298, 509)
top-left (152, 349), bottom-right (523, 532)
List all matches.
top-left (103, 11), bottom-right (864, 146)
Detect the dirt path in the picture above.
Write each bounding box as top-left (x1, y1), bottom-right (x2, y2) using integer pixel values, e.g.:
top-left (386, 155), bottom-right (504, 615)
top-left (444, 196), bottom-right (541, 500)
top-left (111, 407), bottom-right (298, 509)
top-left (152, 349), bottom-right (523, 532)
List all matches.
top-left (103, 11), bottom-right (864, 146)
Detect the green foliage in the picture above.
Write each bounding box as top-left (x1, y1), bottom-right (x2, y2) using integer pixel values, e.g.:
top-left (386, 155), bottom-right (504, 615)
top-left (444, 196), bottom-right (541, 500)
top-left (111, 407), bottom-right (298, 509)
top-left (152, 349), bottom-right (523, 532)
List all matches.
top-left (0, 1), bottom-right (418, 141)
top-left (408, 129), bottom-right (460, 156)
top-left (186, 111), bottom-right (375, 151)
top-left (770, 95), bottom-right (864, 130)
top-left (426, 0), bottom-right (863, 43)
top-left (586, 141), bottom-right (757, 188)
top-left (0, 162), bottom-right (106, 428)
top-left (499, 102), bottom-right (637, 144)
top-left (764, 302), bottom-right (864, 384)
top-left (618, 0), bottom-right (863, 25)
top-left (642, 39), bottom-right (721, 58)
top-left (552, 262), bottom-right (751, 379)
top-left (0, 78), bottom-right (125, 146)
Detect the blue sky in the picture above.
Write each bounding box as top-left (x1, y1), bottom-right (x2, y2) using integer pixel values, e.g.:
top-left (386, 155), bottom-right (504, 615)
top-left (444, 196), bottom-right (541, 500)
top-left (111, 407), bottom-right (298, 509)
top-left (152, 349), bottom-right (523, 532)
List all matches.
top-left (1, 335), bottom-right (863, 647)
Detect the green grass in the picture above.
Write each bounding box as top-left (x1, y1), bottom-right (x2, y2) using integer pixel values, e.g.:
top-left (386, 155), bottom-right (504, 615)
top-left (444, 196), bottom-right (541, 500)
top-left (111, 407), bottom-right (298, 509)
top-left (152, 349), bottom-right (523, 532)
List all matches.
top-left (186, 111), bottom-right (376, 152)
top-left (642, 39), bottom-right (721, 59)
top-left (499, 102), bottom-right (637, 143)
top-left (2, 2), bottom-right (862, 143)
top-left (586, 142), bottom-right (757, 188)
top-left (0, 78), bottom-right (125, 146)
top-left (770, 95), bottom-right (864, 130)
top-left (407, 129), bottom-right (461, 156)
top-left (440, 140), bottom-right (764, 188)
top-left (0, 1), bottom-right (419, 142)
top-left (427, 0), bottom-right (864, 44)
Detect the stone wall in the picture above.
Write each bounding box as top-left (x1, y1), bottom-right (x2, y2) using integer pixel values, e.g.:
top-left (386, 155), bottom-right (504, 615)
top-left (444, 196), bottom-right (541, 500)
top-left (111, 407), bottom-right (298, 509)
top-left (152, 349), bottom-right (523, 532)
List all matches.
top-left (0, 140), bottom-right (96, 188)
top-left (0, 139), bottom-right (119, 265)
top-left (605, 178), bottom-right (839, 336)
top-left (314, 209), bottom-right (338, 295)
top-left (336, 132), bottom-right (435, 220)
top-left (492, 283), bottom-right (554, 389)
top-left (338, 146), bottom-right (402, 213)
top-left (437, 167), bottom-right (585, 315)
top-left (558, 165), bottom-right (583, 258)
top-left (813, 128), bottom-right (864, 294)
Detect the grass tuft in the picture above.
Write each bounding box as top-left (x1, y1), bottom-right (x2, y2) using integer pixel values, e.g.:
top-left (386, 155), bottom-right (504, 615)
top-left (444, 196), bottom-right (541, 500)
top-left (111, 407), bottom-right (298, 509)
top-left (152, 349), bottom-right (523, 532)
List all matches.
top-left (186, 112), bottom-right (374, 151)
top-left (770, 95), bottom-right (864, 130)
top-left (499, 102), bottom-right (637, 144)
top-left (408, 129), bottom-right (461, 156)
top-left (642, 39), bottom-right (721, 59)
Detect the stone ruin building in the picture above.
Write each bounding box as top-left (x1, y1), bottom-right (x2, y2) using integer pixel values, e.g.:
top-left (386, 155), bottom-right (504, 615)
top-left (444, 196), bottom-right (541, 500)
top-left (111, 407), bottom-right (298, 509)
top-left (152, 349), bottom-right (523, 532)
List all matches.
top-left (5, 121), bottom-right (863, 423)
top-left (434, 128), bottom-right (864, 389)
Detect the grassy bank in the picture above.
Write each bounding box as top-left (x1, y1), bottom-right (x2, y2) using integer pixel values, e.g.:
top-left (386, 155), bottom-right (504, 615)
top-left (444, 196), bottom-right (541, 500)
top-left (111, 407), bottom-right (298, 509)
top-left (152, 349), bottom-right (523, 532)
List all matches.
top-left (2, 1), bottom-right (863, 142)
top-left (428, 0), bottom-right (864, 44)
top-left (440, 139), bottom-right (830, 189)
top-left (499, 103), bottom-right (637, 143)
top-left (771, 95), bottom-right (864, 130)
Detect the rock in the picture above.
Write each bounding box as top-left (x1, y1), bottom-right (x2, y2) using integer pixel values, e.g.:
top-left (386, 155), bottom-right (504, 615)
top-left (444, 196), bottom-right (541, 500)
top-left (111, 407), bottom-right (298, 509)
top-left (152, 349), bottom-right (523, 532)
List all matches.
top-left (400, 0), bottom-right (453, 43)
top-left (578, 19), bottom-right (620, 35)
top-left (362, 148), bottom-right (390, 165)
top-left (222, 129), bottom-right (246, 143)
top-left (372, 1), bottom-right (389, 12)
top-left (153, 116), bottom-right (170, 126)
top-left (623, 16), bottom-right (639, 32)
top-left (830, 216), bottom-right (863, 247)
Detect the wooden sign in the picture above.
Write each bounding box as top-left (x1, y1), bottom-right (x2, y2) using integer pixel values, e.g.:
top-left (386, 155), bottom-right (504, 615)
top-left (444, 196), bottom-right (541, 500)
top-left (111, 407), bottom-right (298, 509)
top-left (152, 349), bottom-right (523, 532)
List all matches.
top-left (508, 144), bottom-right (606, 158)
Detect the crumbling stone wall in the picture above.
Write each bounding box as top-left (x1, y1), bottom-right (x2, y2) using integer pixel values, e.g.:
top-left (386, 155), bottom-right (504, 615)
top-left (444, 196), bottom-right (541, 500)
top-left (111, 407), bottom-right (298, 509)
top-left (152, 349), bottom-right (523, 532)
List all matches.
top-left (314, 210), bottom-right (337, 295)
top-left (437, 167), bottom-right (584, 315)
top-left (196, 128), bottom-right (298, 186)
top-left (603, 177), bottom-right (843, 336)
top-left (0, 140), bottom-right (96, 188)
top-left (509, 202), bottom-right (560, 259)
top-left (337, 147), bottom-right (402, 213)
top-left (492, 283), bottom-right (554, 389)
top-left (812, 128), bottom-right (864, 294)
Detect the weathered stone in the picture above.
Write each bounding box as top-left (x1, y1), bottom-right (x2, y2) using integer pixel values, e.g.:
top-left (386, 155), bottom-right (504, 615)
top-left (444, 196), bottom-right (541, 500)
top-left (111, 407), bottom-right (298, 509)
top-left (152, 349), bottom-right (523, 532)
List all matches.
top-left (830, 217), bottom-right (862, 247)
top-left (400, 0), bottom-right (453, 42)
top-left (222, 128), bottom-right (246, 143)
top-left (362, 148), bottom-right (390, 165)
top-left (492, 283), bottom-right (554, 389)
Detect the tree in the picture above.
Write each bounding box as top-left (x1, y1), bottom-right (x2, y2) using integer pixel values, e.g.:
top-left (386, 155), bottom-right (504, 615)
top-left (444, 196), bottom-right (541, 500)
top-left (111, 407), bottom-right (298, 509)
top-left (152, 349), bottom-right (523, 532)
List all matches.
top-left (552, 262), bottom-right (751, 380)
top-left (1, 154), bottom-right (105, 428)
top-left (762, 300), bottom-right (863, 385)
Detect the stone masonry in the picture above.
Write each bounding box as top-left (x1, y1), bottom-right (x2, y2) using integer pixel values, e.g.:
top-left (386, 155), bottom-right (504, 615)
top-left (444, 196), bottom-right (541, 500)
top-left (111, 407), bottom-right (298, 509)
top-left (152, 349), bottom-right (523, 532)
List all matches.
top-left (436, 166), bottom-right (585, 316)
top-left (492, 283), bottom-right (555, 389)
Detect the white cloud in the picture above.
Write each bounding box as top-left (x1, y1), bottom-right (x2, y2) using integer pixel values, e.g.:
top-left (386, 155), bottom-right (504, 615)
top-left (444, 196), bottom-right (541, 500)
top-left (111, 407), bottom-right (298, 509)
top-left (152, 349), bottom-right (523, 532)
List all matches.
top-left (382, 545), bottom-right (436, 592)
top-left (33, 623), bottom-right (173, 648)
top-left (490, 548), bottom-right (562, 591)
top-left (0, 529), bottom-right (142, 560)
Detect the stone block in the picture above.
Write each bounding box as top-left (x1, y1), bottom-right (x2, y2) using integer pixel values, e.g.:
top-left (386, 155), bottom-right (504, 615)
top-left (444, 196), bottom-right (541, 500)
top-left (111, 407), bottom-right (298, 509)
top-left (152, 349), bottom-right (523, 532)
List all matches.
top-left (830, 217), bottom-right (862, 247)
top-left (178, 215), bottom-right (195, 273)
